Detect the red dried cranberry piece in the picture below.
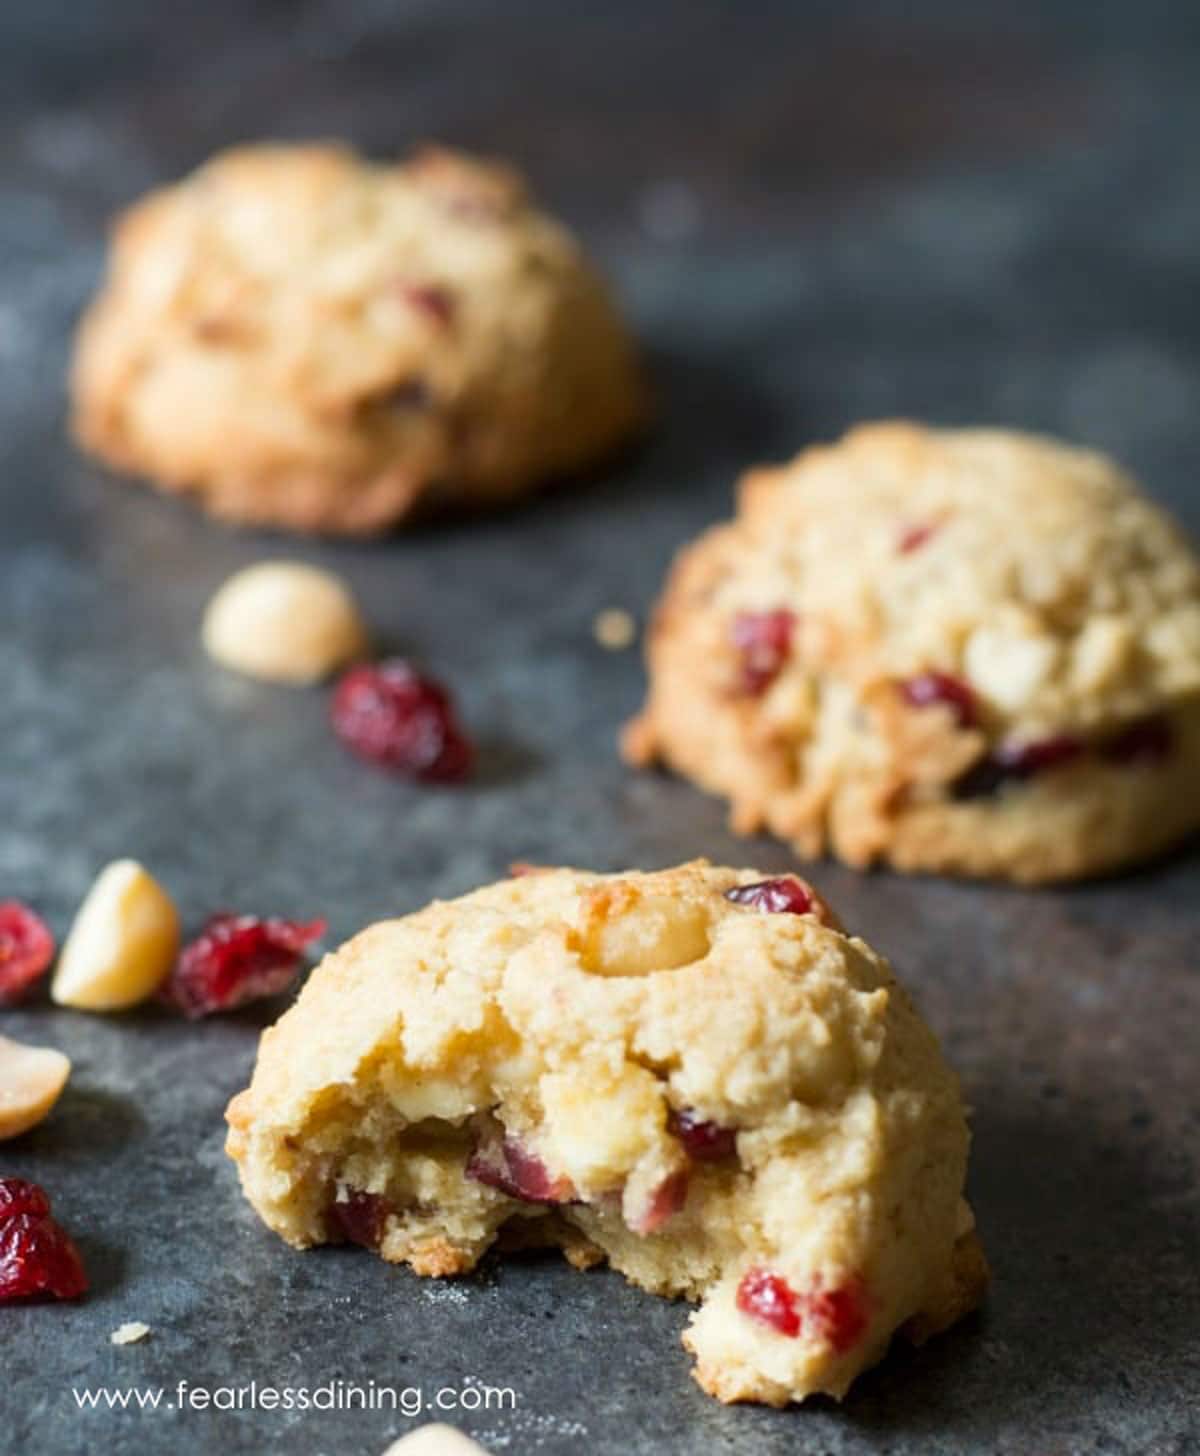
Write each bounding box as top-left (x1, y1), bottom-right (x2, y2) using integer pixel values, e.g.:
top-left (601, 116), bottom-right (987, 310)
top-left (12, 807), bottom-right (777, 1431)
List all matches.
top-left (736, 1267), bottom-right (869, 1348)
top-left (161, 914), bottom-right (326, 1018)
top-left (0, 901), bottom-right (55, 1006)
top-left (329, 1190), bottom-right (391, 1249)
top-left (808, 1278), bottom-right (869, 1352)
top-left (897, 522), bottom-right (938, 554)
top-left (725, 877), bottom-right (814, 916)
top-left (900, 672), bottom-right (978, 729)
top-left (466, 1137), bottom-right (574, 1205)
top-left (0, 1177), bottom-right (51, 1221)
top-left (736, 1268), bottom-right (802, 1337)
top-left (400, 284), bottom-right (455, 327)
top-left (668, 1108), bottom-right (737, 1162)
top-left (331, 660), bottom-right (474, 783)
top-left (0, 1182), bottom-right (88, 1302)
top-left (629, 1168), bottom-right (690, 1235)
top-left (954, 733), bottom-right (1086, 799)
top-left (383, 377), bottom-right (432, 412)
top-left (731, 609), bottom-right (796, 695)
top-left (1101, 713), bottom-right (1173, 766)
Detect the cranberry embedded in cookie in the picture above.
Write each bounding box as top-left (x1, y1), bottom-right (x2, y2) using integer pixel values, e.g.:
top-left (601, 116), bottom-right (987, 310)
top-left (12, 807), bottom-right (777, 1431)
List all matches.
top-left (731, 609), bottom-right (795, 695)
top-left (724, 876), bottom-right (815, 916)
top-left (900, 671), bottom-right (978, 729)
top-left (225, 861), bottom-right (985, 1406)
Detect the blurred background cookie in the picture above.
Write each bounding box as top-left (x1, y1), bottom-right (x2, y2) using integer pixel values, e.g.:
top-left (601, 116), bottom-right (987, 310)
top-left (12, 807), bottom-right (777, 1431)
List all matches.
top-left (626, 422), bottom-right (1200, 883)
top-left (70, 143), bottom-right (647, 534)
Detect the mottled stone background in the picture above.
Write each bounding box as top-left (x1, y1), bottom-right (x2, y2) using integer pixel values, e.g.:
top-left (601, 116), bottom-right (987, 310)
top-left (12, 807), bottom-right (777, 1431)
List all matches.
top-left (1, 2), bottom-right (1197, 1452)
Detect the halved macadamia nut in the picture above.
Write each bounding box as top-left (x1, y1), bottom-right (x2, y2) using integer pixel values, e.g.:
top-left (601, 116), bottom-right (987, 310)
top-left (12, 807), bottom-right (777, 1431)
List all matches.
top-left (0, 1034), bottom-right (71, 1139)
top-left (202, 561), bottom-right (369, 684)
top-left (52, 859), bottom-right (180, 1011)
top-left (380, 1425), bottom-right (490, 1456)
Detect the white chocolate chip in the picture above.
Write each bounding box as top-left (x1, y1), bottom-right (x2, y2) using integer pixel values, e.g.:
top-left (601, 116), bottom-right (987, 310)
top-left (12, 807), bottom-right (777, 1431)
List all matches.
top-left (1070, 615), bottom-right (1134, 693)
top-left (52, 860), bottom-right (180, 1011)
top-left (0, 1034), bottom-right (71, 1140)
top-left (202, 562), bottom-right (369, 684)
top-left (964, 626), bottom-right (1060, 711)
top-left (380, 1425), bottom-right (490, 1455)
top-left (593, 607), bottom-right (636, 650)
top-left (110, 1321), bottom-right (151, 1345)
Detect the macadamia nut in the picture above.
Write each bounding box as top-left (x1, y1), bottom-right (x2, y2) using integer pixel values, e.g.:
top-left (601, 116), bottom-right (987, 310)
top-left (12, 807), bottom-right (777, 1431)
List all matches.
top-left (380, 1425), bottom-right (490, 1456)
top-left (202, 562), bottom-right (369, 684)
top-left (0, 1034), bottom-right (71, 1139)
top-left (52, 860), bottom-right (180, 1011)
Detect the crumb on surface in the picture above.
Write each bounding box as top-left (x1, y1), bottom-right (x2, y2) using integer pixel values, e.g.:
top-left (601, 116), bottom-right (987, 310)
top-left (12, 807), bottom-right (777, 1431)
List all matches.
top-left (593, 607), bottom-right (636, 650)
top-left (110, 1321), bottom-right (151, 1345)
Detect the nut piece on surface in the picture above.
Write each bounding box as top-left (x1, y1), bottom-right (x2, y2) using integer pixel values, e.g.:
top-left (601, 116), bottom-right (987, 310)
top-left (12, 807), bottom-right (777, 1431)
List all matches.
top-left (202, 561), bottom-right (369, 684)
top-left (380, 1426), bottom-right (489, 1456)
top-left (0, 1035), bottom-right (71, 1140)
top-left (52, 860), bottom-right (180, 1011)
top-left (110, 1321), bottom-right (151, 1345)
top-left (593, 606), bottom-right (636, 650)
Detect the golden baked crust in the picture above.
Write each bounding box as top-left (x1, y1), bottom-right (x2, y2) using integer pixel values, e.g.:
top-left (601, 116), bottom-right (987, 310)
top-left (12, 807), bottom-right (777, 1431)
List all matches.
top-left (71, 143), bottom-right (646, 534)
top-left (625, 422), bottom-right (1200, 883)
top-left (226, 861), bottom-right (983, 1405)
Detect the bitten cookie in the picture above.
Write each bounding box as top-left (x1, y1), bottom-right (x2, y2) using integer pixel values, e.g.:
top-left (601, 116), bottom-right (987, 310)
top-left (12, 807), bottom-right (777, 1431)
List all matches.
top-left (625, 423), bottom-right (1200, 883)
top-left (226, 861), bottom-right (984, 1406)
top-left (71, 144), bottom-right (645, 534)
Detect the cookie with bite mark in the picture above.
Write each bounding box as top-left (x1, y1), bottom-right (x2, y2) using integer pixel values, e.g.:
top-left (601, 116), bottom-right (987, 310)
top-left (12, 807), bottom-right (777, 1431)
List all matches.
top-left (226, 861), bottom-right (984, 1405)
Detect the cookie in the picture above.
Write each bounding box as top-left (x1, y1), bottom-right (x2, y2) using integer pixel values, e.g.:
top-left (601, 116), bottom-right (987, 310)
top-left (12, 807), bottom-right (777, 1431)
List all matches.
top-left (71, 144), bottom-right (646, 534)
top-left (226, 861), bottom-right (984, 1406)
top-left (625, 423), bottom-right (1200, 883)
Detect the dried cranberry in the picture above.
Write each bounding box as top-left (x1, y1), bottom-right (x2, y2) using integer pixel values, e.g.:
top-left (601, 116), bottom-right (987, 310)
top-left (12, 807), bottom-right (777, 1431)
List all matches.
top-left (954, 733), bottom-right (1086, 799)
top-left (1101, 713), bottom-right (1173, 766)
top-left (900, 672), bottom-right (978, 729)
top-left (329, 1190), bottom-right (391, 1249)
top-left (0, 901), bottom-right (55, 1006)
top-left (629, 1168), bottom-right (689, 1235)
top-left (382, 377), bottom-right (432, 412)
top-left (0, 1179), bottom-right (87, 1302)
top-left (731, 609), bottom-right (796, 695)
top-left (808, 1278), bottom-right (869, 1352)
top-left (161, 914), bottom-right (326, 1018)
top-left (400, 284), bottom-right (454, 327)
top-left (736, 1268), bottom-right (802, 1337)
top-left (668, 1108), bottom-right (737, 1162)
top-left (736, 1266), bottom-right (869, 1348)
top-left (331, 661), bottom-right (474, 783)
top-left (466, 1137), bottom-right (574, 1205)
top-left (0, 1178), bottom-right (51, 1221)
top-left (897, 522), bottom-right (938, 553)
top-left (724, 877), bottom-right (814, 916)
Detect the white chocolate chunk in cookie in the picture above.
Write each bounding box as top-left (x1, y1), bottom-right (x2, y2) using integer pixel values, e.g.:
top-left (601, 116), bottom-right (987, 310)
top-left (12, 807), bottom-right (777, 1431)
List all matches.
top-left (52, 860), bottom-right (180, 1011)
top-left (227, 862), bottom-right (985, 1406)
top-left (0, 1034), bottom-right (71, 1139)
top-left (202, 561), bottom-right (369, 684)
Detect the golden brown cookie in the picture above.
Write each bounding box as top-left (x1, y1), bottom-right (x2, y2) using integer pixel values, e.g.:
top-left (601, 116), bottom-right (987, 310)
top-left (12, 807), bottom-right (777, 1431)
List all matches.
top-left (71, 144), bottom-right (646, 534)
top-left (625, 423), bottom-right (1200, 883)
top-left (226, 861), bottom-right (984, 1405)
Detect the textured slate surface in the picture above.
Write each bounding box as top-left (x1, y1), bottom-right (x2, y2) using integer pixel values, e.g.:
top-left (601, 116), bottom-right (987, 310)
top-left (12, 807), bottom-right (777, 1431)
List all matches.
top-left (1, 2), bottom-right (1198, 1452)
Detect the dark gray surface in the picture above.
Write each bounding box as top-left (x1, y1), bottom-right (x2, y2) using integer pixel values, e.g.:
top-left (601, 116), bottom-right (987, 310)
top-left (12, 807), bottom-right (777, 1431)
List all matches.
top-left (2, 2), bottom-right (1199, 1453)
